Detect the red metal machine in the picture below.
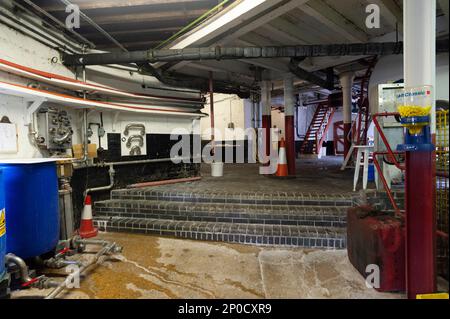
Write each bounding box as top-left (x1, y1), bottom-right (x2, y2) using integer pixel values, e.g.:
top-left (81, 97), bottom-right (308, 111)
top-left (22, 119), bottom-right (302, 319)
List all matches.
top-left (347, 206), bottom-right (405, 292)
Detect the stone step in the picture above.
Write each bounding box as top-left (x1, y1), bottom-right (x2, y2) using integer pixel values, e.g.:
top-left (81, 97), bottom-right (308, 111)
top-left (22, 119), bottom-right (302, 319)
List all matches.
top-left (94, 200), bottom-right (348, 228)
top-left (110, 188), bottom-right (352, 207)
top-left (93, 216), bottom-right (347, 249)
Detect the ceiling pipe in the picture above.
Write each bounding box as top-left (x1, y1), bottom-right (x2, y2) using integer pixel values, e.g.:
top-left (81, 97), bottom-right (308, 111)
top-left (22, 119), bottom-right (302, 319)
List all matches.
top-left (289, 59), bottom-right (335, 90)
top-left (137, 63), bottom-right (252, 98)
top-left (62, 40), bottom-right (449, 66)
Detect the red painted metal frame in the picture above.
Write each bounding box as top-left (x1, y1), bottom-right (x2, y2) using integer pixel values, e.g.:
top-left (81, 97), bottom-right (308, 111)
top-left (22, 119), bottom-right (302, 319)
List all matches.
top-left (372, 113), bottom-right (405, 170)
top-left (372, 151), bottom-right (405, 217)
top-left (316, 107), bottom-right (336, 155)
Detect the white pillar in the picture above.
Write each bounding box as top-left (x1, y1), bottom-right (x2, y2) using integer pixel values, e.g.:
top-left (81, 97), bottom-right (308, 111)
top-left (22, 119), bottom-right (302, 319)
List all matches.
top-left (284, 75), bottom-right (295, 117)
top-left (339, 72), bottom-right (355, 126)
top-left (404, 0), bottom-right (436, 133)
top-left (261, 81), bottom-right (271, 117)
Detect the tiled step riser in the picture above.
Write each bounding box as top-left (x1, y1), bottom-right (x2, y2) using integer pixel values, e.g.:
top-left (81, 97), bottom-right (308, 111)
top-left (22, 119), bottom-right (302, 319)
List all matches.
top-left (94, 219), bottom-right (346, 249)
top-left (110, 193), bottom-right (351, 207)
top-left (94, 206), bottom-right (346, 228)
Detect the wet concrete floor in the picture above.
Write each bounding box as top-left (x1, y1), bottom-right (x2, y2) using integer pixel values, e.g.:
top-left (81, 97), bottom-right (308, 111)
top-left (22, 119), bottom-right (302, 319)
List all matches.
top-left (12, 232), bottom-right (410, 299)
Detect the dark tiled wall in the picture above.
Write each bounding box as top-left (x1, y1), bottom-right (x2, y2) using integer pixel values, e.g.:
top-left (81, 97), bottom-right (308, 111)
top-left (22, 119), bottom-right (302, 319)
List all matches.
top-left (100, 133), bottom-right (200, 162)
top-left (71, 133), bottom-right (201, 227)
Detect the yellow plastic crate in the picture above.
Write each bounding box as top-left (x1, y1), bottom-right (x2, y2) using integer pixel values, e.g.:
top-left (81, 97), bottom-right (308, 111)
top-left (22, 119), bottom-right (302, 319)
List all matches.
top-left (416, 293), bottom-right (449, 299)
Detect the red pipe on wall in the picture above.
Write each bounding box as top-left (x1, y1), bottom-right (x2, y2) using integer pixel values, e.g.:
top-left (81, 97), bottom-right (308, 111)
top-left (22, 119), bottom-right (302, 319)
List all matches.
top-left (127, 177), bottom-right (202, 188)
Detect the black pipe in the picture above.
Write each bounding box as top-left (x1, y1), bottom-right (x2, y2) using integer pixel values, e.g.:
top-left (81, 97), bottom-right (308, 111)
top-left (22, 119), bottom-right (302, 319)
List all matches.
top-left (289, 59), bottom-right (335, 90)
top-left (137, 63), bottom-right (252, 98)
top-left (63, 40), bottom-right (449, 66)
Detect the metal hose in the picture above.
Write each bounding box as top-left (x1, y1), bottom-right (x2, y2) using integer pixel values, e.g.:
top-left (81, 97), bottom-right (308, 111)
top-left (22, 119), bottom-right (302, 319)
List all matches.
top-left (5, 254), bottom-right (33, 284)
top-left (45, 241), bottom-right (121, 299)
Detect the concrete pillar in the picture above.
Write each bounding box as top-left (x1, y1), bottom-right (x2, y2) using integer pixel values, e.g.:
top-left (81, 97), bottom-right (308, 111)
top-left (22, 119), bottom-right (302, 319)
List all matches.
top-left (339, 72), bottom-right (354, 158)
top-left (403, 0), bottom-right (437, 299)
top-left (261, 81), bottom-right (272, 159)
top-left (284, 75), bottom-right (296, 176)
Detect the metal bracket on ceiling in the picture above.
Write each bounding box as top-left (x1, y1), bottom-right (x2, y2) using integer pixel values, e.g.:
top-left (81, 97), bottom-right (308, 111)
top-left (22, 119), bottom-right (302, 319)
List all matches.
top-left (24, 98), bottom-right (47, 125)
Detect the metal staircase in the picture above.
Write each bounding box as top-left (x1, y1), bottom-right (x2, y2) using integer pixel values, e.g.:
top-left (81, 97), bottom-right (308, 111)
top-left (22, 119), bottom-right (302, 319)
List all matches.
top-left (300, 102), bottom-right (335, 155)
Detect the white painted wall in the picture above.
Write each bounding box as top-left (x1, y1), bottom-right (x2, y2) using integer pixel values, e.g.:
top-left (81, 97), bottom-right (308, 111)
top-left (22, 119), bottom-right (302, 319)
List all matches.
top-left (0, 23), bottom-right (199, 160)
top-left (200, 94), bottom-right (246, 141)
top-left (369, 53), bottom-right (449, 111)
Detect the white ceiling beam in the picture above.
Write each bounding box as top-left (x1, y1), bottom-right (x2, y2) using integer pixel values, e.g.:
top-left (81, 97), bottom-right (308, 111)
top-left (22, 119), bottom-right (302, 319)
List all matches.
top-left (267, 18), bottom-right (314, 44)
top-left (300, 0), bottom-right (369, 42)
top-left (238, 31), bottom-right (283, 46)
top-left (154, 0), bottom-right (288, 69)
top-left (169, 0), bottom-right (289, 49)
top-left (258, 24), bottom-right (306, 45)
top-left (217, 0), bottom-right (311, 45)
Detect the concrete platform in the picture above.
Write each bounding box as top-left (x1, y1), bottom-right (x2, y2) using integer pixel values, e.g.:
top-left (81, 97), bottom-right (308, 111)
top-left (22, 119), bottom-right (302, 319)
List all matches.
top-left (11, 232), bottom-right (410, 299)
top-left (193, 157), bottom-right (355, 195)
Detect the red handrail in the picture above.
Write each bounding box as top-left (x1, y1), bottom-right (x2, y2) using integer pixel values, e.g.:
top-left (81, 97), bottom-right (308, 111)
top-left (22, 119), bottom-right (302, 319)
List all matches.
top-left (372, 151), bottom-right (405, 216)
top-left (372, 112), bottom-right (405, 170)
top-left (372, 112), bottom-right (448, 240)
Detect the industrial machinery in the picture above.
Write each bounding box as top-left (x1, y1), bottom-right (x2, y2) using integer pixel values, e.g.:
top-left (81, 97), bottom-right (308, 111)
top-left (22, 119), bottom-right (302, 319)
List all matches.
top-left (36, 107), bottom-right (73, 153)
top-left (121, 122), bottom-right (147, 156)
top-left (57, 159), bottom-right (75, 241)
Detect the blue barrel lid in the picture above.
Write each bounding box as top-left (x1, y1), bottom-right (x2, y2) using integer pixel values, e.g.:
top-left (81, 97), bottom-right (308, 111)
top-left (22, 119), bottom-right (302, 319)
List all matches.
top-left (0, 158), bottom-right (59, 164)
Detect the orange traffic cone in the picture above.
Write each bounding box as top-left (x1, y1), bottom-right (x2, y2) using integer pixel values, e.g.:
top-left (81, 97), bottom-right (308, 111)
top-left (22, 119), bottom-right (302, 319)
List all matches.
top-left (78, 195), bottom-right (98, 238)
top-left (275, 138), bottom-right (289, 177)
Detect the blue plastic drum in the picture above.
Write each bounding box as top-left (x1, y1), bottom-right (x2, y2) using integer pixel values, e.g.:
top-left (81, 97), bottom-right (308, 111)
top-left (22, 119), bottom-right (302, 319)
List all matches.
top-left (0, 159), bottom-right (59, 259)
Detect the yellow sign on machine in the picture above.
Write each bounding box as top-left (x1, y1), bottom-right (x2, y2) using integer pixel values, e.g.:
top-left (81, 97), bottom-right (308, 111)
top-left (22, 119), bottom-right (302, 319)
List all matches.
top-left (0, 208), bottom-right (5, 237)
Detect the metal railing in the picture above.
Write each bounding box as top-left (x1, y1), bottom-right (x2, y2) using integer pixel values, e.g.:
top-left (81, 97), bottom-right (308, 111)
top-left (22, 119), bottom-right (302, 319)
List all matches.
top-left (372, 112), bottom-right (405, 217)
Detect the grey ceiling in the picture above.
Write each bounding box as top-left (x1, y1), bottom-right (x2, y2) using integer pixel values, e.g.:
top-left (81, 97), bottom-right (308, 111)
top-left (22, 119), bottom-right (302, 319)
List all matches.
top-left (27, 0), bottom-right (231, 50)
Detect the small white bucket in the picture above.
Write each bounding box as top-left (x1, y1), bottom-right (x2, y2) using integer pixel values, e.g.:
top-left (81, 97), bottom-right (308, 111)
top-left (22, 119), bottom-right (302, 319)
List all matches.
top-left (211, 162), bottom-right (224, 177)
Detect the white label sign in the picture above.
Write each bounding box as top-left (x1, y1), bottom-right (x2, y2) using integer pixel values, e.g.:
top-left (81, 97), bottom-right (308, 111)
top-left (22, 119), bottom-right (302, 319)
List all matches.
top-left (0, 123), bottom-right (18, 153)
